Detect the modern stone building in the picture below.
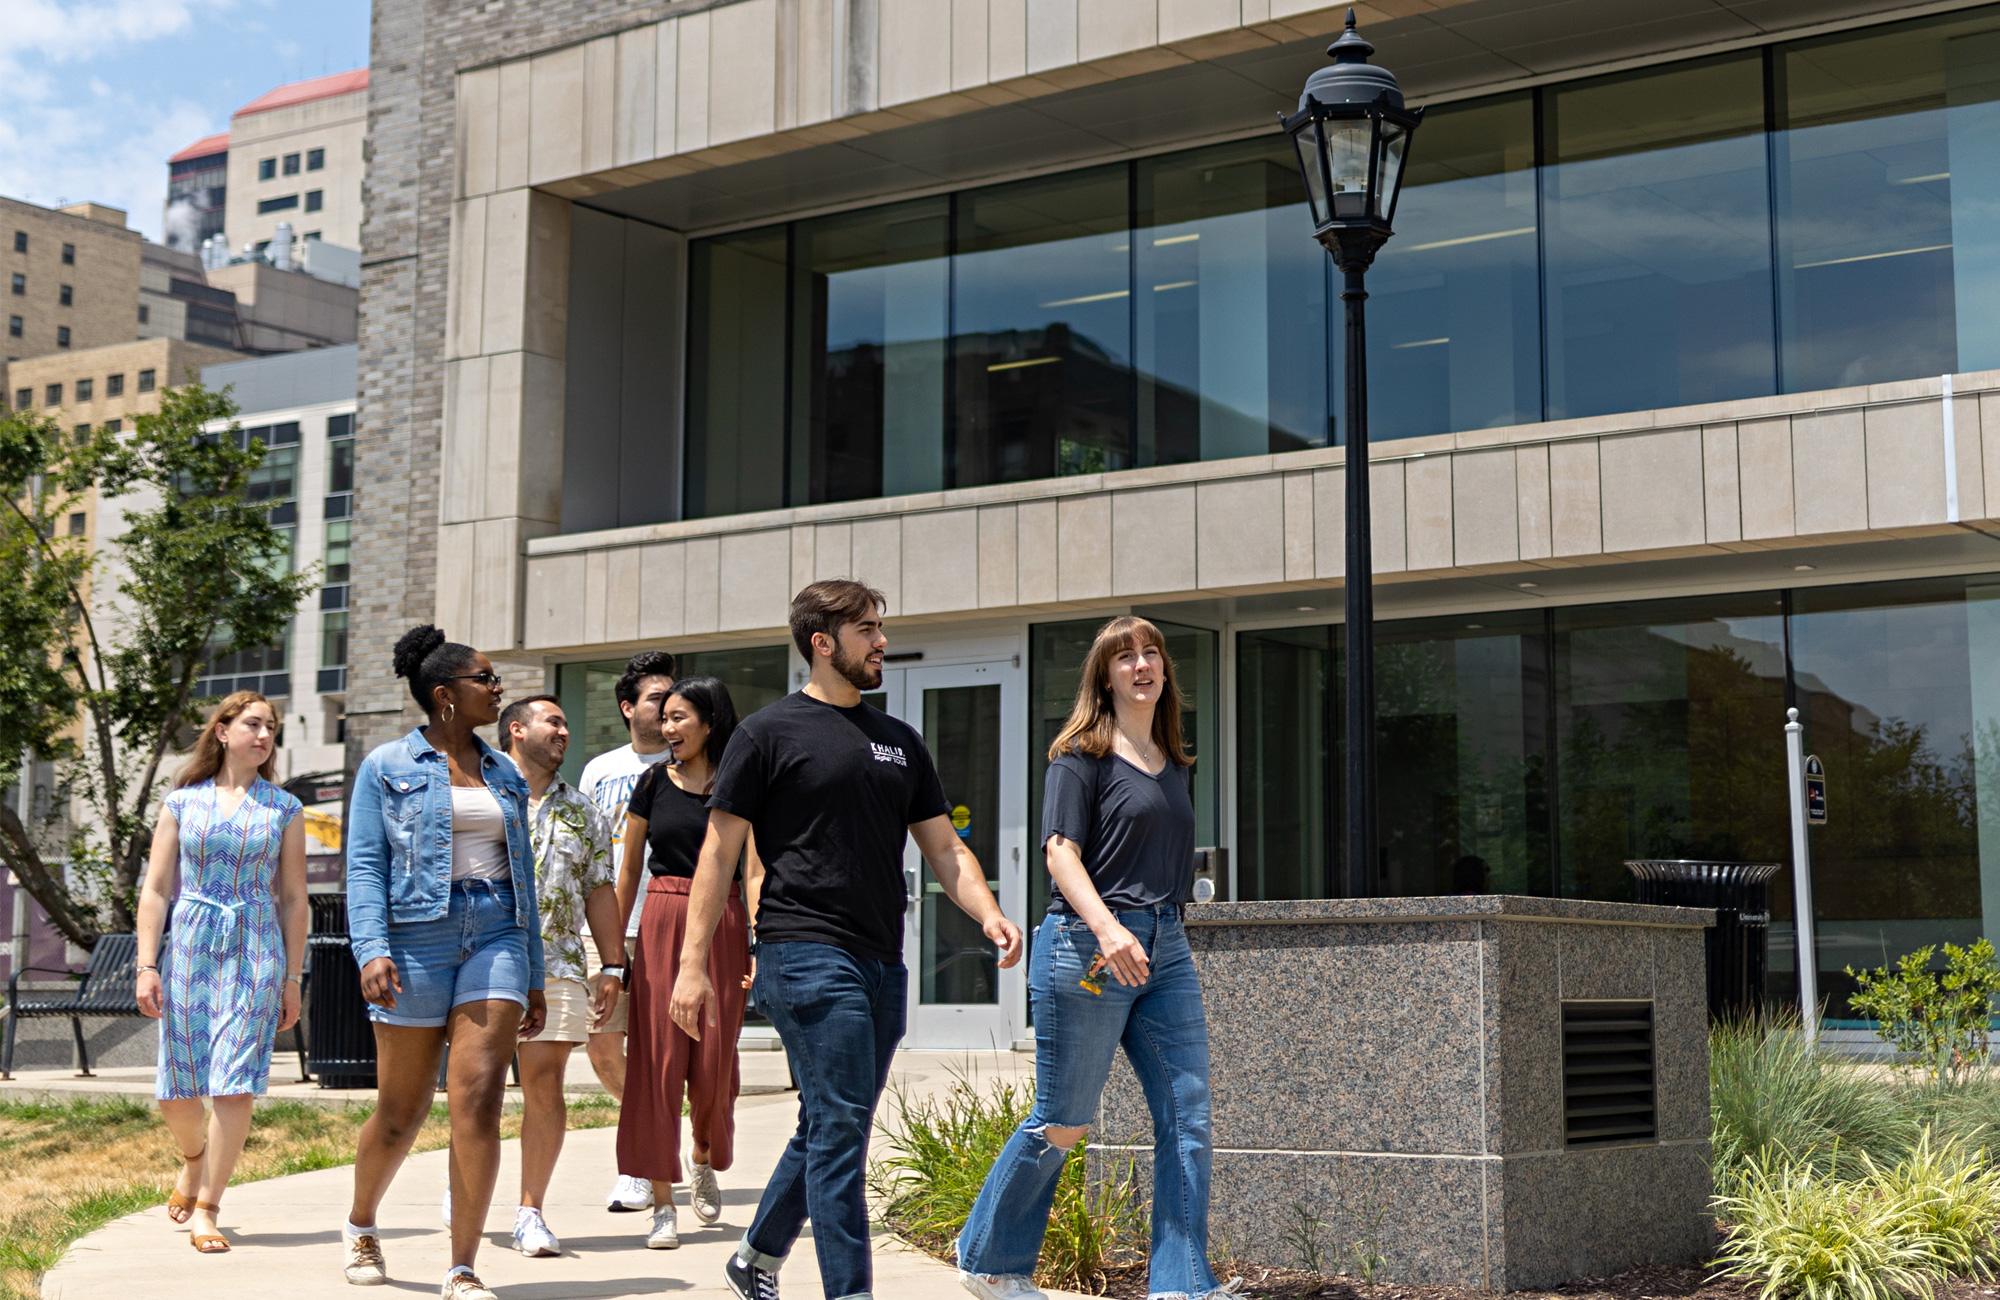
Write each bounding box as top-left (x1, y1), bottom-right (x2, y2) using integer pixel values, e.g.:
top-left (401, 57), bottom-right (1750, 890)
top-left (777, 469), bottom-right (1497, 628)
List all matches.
top-left (354, 0), bottom-right (2000, 1049)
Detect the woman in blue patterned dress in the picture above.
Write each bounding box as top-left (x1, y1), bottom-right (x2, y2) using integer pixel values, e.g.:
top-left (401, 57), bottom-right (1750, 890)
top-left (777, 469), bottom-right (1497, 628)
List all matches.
top-left (135, 690), bottom-right (308, 1254)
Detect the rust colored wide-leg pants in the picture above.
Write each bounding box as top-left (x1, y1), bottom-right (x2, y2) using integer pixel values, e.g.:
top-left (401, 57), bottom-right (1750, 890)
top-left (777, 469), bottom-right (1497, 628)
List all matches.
top-left (616, 875), bottom-right (750, 1183)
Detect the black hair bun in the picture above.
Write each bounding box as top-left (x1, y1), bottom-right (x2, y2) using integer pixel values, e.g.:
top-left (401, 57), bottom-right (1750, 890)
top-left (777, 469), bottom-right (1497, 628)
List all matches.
top-left (393, 624), bottom-right (447, 680)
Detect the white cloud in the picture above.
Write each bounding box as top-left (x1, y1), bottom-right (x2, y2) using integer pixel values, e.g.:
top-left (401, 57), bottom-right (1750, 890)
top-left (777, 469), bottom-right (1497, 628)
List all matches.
top-left (0, 0), bottom-right (240, 243)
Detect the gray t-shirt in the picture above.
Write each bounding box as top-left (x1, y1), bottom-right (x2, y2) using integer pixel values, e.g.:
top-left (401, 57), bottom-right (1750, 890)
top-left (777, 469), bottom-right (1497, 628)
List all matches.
top-left (1042, 751), bottom-right (1195, 914)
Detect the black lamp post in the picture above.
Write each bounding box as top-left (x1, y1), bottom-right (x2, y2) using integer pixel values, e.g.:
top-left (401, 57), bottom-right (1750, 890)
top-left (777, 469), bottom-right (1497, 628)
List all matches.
top-left (1281, 9), bottom-right (1422, 899)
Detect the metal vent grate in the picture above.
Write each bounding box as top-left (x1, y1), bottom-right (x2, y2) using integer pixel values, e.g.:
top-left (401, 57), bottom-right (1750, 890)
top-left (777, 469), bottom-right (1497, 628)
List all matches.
top-left (1561, 1001), bottom-right (1656, 1147)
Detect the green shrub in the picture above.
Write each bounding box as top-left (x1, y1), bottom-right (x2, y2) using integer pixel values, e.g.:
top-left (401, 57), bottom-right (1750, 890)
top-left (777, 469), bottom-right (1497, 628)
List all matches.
top-left (1847, 940), bottom-right (2000, 1082)
top-left (1711, 1013), bottom-right (1915, 1186)
top-left (869, 1073), bottom-right (1145, 1294)
top-left (1712, 1151), bottom-right (1948, 1300)
top-left (1863, 1131), bottom-right (2000, 1281)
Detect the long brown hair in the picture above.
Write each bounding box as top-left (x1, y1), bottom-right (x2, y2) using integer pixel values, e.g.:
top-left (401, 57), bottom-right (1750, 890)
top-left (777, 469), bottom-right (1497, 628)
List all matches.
top-left (174, 691), bottom-right (279, 789)
top-left (1047, 616), bottom-right (1191, 766)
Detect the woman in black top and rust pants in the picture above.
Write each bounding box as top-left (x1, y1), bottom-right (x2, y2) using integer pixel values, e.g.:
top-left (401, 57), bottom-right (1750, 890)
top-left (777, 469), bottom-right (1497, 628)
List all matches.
top-left (615, 676), bottom-right (762, 1249)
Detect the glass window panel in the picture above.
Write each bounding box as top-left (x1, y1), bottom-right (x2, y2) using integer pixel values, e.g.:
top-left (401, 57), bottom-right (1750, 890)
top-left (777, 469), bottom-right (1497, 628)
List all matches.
top-left (1363, 93), bottom-right (1541, 440)
top-left (323, 518), bottom-right (351, 586)
top-left (1777, 9), bottom-right (2000, 389)
top-left (1542, 56), bottom-right (1777, 419)
top-left (789, 198), bottom-right (949, 506)
top-left (1376, 611), bottom-right (1550, 897)
top-left (1791, 578), bottom-right (1984, 1026)
top-left (328, 434), bottom-right (354, 494)
top-left (952, 167), bottom-right (1132, 486)
top-left (319, 610), bottom-right (347, 670)
top-left (1135, 136), bottom-right (1329, 465)
top-left (687, 228), bottom-right (788, 520)
top-left (556, 647), bottom-right (792, 788)
top-left (1553, 593), bottom-right (1789, 906)
top-left (1236, 624), bottom-right (1335, 901)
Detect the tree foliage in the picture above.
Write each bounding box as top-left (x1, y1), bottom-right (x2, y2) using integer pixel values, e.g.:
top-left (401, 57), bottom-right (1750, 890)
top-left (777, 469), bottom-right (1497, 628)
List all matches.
top-left (0, 383), bottom-right (318, 947)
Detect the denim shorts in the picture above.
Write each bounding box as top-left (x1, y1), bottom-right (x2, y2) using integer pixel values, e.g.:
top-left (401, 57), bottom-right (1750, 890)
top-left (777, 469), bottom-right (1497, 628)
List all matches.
top-left (366, 878), bottom-right (530, 1027)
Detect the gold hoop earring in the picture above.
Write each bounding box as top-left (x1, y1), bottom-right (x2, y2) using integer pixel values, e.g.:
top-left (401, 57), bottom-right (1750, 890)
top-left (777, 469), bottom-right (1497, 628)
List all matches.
top-left (442, 700), bottom-right (457, 724)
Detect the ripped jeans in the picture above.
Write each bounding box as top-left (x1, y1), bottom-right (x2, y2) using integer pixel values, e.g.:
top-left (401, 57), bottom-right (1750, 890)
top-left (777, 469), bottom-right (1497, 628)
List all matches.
top-left (955, 906), bottom-right (1217, 1299)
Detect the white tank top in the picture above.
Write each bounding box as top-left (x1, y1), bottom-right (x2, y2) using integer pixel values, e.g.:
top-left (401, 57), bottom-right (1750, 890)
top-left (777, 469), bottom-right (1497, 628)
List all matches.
top-left (450, 784), bottom-right (509, 881)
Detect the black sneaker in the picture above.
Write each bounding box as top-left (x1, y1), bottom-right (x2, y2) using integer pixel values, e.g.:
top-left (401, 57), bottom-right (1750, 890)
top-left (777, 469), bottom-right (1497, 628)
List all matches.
top-left (724, 1252), bottom-right (780, 1299)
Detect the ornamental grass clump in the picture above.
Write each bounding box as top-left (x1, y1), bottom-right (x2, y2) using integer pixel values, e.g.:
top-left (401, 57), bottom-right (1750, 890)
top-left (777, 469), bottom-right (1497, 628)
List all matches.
top-left (1711, 1151), bottom-right (1948, 1300)
top-left (869, 1072), bottom-right (1144, 1294)
top-left (1710, 1012), bottom-right (1914, 1187)
top-left (1862, 1131), bottom-right (2000, 1281)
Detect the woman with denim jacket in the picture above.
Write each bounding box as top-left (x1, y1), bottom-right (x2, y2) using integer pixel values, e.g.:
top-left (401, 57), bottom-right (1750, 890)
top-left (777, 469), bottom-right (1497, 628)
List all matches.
top-left (340, 625), bottom-right (547, 1300)
top-left (956, 616), bottom-right (1238, 1300)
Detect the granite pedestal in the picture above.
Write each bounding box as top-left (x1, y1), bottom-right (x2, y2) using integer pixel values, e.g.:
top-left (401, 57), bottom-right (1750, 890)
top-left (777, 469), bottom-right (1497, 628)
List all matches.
top-left (1092, 897), bottom-right (1716, 1291)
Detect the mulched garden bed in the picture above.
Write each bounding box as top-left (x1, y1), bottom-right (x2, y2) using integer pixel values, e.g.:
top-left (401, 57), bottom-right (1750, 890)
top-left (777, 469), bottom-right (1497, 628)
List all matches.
top-left (1095, 1262), bottom-right (2000, 1300)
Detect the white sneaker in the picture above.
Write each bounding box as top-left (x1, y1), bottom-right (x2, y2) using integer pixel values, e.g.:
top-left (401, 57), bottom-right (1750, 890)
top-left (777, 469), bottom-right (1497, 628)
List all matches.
top-left (959, 1271), bottom-right (1047, 1299)
top-left (607, 1172), bottom-right (652, 1212)
top-left (342, 1232), bottom-right (386, 1286)
top-left (440, 1271), bottom-right (498, 1300)
top-left (645, 1200), bottom-right (680, 1249)
top-left (690, 1161), bottom-right (723, 1225)
top-left (513, 1205), bottom-right (560, 1257)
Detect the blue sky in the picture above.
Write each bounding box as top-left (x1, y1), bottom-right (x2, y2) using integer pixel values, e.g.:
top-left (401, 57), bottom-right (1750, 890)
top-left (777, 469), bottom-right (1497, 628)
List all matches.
top-left (0, 0), bottom-right (371, 244)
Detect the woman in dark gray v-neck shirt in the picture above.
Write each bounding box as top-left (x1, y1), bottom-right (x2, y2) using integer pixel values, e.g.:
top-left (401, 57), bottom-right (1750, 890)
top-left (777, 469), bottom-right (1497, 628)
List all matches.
top-left (956, 616), bottom-right (1225, 1300)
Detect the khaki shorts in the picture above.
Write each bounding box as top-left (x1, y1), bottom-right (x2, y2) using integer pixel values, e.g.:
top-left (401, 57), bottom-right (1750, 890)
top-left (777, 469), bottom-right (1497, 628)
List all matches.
top-left (585, 948), bottom-right (628, 1035)
top-left (540, 977), bottom-right (594, 1043)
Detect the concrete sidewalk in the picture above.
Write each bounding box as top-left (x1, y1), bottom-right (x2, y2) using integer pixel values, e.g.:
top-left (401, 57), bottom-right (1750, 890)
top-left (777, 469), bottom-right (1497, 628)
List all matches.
top-left (40, 1049), bottom-right (1094, 1300)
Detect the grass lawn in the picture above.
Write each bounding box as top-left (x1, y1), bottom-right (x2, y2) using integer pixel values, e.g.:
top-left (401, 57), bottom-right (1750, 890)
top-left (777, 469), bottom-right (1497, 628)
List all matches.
top-left (0, 1093), bottom-right (620, 1300)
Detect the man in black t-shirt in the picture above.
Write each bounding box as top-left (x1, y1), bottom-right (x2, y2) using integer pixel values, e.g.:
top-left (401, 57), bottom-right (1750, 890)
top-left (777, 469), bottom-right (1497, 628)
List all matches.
top-left (672, 579), bottom-right (1023, 1300)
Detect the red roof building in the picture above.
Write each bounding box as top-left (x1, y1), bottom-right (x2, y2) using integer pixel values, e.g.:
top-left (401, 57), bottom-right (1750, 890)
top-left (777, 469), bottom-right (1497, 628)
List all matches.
top-left (233, 69), bottom-right (370, 119)
top-left (169, 132), bottom-right (230, 165)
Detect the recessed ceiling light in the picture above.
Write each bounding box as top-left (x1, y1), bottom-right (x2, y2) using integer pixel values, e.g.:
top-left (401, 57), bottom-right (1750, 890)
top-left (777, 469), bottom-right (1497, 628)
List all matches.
top-left (1517, 581), bottom-right (1539, 589)
top-left (1465, 623), bottom-right (1484, 630)
top-left (1294, 605), bottom-right (1316, 612)
top-left (1793, 564), bottom-right (1816, 572)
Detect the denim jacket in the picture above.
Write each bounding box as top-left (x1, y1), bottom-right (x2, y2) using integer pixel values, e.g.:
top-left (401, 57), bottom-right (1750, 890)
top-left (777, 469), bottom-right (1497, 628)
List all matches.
top-left (346, 727), bottom-right (545, 989)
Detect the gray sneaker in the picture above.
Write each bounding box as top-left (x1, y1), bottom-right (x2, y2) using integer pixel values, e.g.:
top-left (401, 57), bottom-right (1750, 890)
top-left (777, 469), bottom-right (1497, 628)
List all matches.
top-left (690, 1161), bottom-right (723, 1224)
top-left (959, 1271), bottom-right (1047, 1299)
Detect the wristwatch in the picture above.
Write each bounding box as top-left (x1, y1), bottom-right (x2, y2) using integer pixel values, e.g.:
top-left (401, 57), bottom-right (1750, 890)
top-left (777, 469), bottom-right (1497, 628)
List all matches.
top-left (600, 964), bottom-right (628, 987)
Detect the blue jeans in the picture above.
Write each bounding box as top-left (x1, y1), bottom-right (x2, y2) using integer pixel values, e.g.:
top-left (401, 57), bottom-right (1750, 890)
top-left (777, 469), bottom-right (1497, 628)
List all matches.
top-left (957, 907), bottom-right (1217, 1299)
top-left (739, 941), bottom-right (906, 1300)
top-left (364, 879), bottom-right (530, 1027)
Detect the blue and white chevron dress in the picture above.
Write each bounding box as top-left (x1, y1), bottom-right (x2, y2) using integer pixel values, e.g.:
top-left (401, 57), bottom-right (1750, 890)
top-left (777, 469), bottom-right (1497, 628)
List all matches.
top-left (157, 778), bottom-right (302, 1099)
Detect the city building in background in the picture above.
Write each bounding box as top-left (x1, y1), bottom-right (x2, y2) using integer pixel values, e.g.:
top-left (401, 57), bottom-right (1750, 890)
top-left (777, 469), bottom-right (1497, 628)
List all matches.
top-left (1, 197), bottom-right (143, 364)
top-left (222, 69), bottom-right (368, 257)
top-left (351, 0), bottom-right (2000, 1050)
top-left (164, 132), bottom-right (229, 254)
top-left (201, 344), bottom-right (356, 883)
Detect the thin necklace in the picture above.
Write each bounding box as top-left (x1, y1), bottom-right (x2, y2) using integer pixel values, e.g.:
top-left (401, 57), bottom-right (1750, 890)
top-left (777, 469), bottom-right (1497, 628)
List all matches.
top-left (1118, 725), bottom-right (1159, 763)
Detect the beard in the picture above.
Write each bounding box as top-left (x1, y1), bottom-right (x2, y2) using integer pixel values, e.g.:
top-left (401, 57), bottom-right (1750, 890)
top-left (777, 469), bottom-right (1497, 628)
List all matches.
top-left (831, 640), bottom-right (882, 691)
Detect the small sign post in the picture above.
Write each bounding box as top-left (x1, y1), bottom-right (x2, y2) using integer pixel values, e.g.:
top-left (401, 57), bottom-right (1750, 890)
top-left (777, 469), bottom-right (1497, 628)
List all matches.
top-left (1786, 709), bottom-right (1821, 1045)
top-left (1805, 755), bottom-right (1827, 826)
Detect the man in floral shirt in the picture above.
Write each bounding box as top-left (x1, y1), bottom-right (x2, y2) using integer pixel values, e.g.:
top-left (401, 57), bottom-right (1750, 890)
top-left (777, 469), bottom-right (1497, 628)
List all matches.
top-left (496, 694), bottom-right (626, 1259)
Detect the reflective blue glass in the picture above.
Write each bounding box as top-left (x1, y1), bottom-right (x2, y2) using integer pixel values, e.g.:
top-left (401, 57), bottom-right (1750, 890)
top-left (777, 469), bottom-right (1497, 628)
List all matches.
top-left (1365, 93), bottom-right (1541, 440)
top-left (951, 166), bottom-right (1132, 485)
top-left (1541, 55), bottom-right (1777, 419)
top-left (686, 228), bottom-right (787, 519)
top-left (1777, 9), bottom-right (2000, 390)
top-left (1135, 135), bottom-right (1329, 461)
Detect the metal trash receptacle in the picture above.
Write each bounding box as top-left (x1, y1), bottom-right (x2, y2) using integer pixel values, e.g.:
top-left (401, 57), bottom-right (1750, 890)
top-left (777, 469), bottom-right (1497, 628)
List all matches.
top-left (306, 893), bottom-right (377, 1089)
top-left (1626, 859), bottom-right (1780, 1022)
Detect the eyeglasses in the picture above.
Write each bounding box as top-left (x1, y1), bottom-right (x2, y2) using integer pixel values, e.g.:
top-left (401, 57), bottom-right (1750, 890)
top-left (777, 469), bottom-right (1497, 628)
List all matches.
top-left (444, 672), bottom-right (503, 688)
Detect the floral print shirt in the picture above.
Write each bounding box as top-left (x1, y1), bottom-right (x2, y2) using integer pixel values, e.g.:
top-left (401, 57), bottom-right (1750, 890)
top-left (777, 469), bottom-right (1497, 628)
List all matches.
top-left (527, 777), bottom-right (615, 986)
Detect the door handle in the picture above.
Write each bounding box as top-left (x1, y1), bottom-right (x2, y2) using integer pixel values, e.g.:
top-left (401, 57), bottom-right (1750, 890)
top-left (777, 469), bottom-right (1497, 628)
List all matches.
top-left (905, 865), bottom-right (920, 911)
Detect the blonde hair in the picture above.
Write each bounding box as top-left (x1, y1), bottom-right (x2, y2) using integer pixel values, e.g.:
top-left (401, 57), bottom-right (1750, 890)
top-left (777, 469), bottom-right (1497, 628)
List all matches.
top-left (1046, 616), bottom-right (1191, 766)
top-left (174, 691), bottom-right (279, 789)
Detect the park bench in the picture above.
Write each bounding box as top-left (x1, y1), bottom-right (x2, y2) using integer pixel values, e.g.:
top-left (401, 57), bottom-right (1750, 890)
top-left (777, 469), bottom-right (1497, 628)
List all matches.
top-left (2, 933), bottom-right (141, 1079)
top-left (1, 933), bottom-right (312, 1082)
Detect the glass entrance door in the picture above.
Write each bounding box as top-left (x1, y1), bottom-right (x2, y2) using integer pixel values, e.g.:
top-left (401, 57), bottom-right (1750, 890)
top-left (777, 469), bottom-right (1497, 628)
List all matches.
top-left (866, 659), bottom-right (1026, 1048)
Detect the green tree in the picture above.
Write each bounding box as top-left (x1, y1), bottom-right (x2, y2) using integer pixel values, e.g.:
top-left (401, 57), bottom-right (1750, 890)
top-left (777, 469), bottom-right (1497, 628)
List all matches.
top-left (0, 383), bottom-right (318, 947)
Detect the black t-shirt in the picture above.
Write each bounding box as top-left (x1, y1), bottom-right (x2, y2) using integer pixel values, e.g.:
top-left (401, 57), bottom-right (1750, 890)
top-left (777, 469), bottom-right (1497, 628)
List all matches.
top-left (708, 691), bottom-right (948, 962)
top-left (1042, 752), bottom-right (1196, 914)
top-left (627, 763), bottom-right (711, 878)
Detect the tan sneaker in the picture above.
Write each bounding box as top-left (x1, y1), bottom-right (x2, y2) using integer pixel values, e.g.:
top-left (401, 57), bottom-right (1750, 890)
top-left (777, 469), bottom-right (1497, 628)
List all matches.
top-left (690, 1161), bottom-right (723, 1225)
top-left (441, 1271), bottom-right (498, 1300)
top-left (342, 1233), bottom-right (386, 1286)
